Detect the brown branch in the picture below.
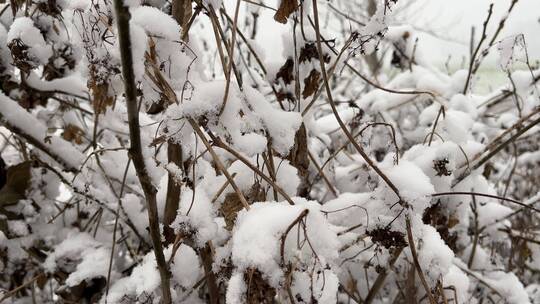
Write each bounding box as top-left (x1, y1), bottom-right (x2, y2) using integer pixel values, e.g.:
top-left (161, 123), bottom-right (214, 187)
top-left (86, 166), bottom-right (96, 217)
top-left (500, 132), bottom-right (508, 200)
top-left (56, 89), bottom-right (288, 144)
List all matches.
top-left (471, 0), bottom-right (519, 75)
top-left (306, 16), bottom-right (437, 100)
top-left (452, 113), bottom-right (540, 187)
top-left (211, 172), bottom-right (238, 203)
top-left (431, 191), bottom-right (540, 213)
top-left (307, 149), bottom-right (338, 197)
top-left (313, 122), bottom-right (399, 188)
top-left (164, 1), bottom-right (191, 244)
top-left (187, 118), bottom-right (251, 210)
top-left (200, 243), bottom-right (220, 304)
top-left (164, 143), bottom-right (183, 244)
top-left (217, 0), bottom-right (242, 116)
top-left (279, 209), bottom-right (309, 304)
top-left (364, 247), bottom-right (404, 304)
top-left (467, 194), bottom-right (480, 269)
top-left (405, 217), bottom-right (437, 304)
top-left (209, 134), bottom-right (296, 205)
top-left (463, 4), bottom-right (494, 93)
top-left (280, 209), bottom-right (309, 267)
top-left (0, 273), bottom-right (45, 303)
top-left (112, 1), bottom-right (172, 302)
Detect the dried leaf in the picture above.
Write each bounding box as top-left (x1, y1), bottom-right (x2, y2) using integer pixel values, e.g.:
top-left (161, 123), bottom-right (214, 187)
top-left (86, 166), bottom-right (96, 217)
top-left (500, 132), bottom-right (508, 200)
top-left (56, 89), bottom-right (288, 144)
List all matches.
top-left (299, 43), bottom-right (330, 63)
top-left (149, 135), bottom-right (167, 147)
top-left (9, 0), bottom-right (26, 16)
top-left (245, 270), bottom-right (276, 303)
top-left (221, 192), bottom-right (244, 231)
top-left (274, 58), bottom-right (295, 102)
top-left (286, 124), bottom-right (309, 196)
top-left (36, 0), bottom-right (62, 16)
top-left (367, 227), bottom-right (407, 249)
top-left (0, 161), bottom-right (32, 207)
top-left (301, 69), bottom-right (320, 99)
top-left (274, 0), bottom-right (299, 24)
top-left (89, 78), bottom-right (115, 114)
top-left (4, 162), bottom-right (31, 197)
top-left (56, 276), bottom-right (106, 303)
top-left (447, 216), bottom-right (459, 228)
top-left (62, 124), bottom-right (85, 145)
top-left (221, 183), bottom-right (265, 230)
top-left (275, 58), bottom-right (294, 85)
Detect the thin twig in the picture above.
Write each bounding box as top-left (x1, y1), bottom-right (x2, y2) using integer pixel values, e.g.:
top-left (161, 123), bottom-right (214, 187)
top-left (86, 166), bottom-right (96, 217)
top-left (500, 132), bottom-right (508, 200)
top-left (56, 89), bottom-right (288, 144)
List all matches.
top-left (311, 0), bottom-right (403, 201)
top-left (405, 217), bottom-right (437, 304)
top-left (463, 4), bottom-right (494, 93)
top-left (364, 246), bottom-right (404, 304)
top-left (188, 118), bottom-right (251, 210)
top-left (218, 0), bottom-right (242, 116)
top-left (432, 191), bottom-right (540, 213)
top-left (0, 273), bottom-right (45, 303)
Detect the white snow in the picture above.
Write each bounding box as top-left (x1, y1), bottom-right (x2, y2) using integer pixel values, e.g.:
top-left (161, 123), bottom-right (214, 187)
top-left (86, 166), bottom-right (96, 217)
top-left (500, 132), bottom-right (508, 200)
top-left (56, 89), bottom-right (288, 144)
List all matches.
top-left (230, 199), bottom-right (339, 287)
top-left (7, 17), bottom-right (52, 65)
top-left (0, 92), bottom-right (85, 170)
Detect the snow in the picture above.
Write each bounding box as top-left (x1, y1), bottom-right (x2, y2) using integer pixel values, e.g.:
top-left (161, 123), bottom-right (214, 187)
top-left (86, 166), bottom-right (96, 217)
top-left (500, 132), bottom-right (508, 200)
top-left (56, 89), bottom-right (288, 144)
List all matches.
top-left (0, 231), bottom-right (6, 247)
top-left (401, 142), bottom-right (458, 191)
top-left (0, 23), bottom-right (11, 66)
top-left (315, 107), bottom-right (359, 134)
top-left (7, 17), bottom-right (52, 65)
top-left (225, 272), bottom-right (246, 304)
top-left (383, 160), bottom-right (435, 209)
top-left (477, 202), bottom-right (513, 228)
top-left (107, 249), bottom-right (162, 303)
top-left (25, 72), bottom-right (87, 97)
top-left (322, 192), bottom-right (373, 228)
top-left (244, 87), bottom-right (302, 155)
top-left (43, 232), bottom-right (111, 287)
top-left (129, 23), bottom-right (148, 81)
top-left (179, 82), bottom-right (302, 156)
top-left (122, 193), bottom-right (149, 239)
top-left (442, 265), bottom-right (470, 303)
top-left (131, 6), bottom-right (181, 40)
top-left (355, 0), bottom-right (392, 54)
top-left (227, 157), bottom-right (300, 199)
top-left (66, 0), bottom-right (90, 10)
top-left (171, 187), bottom-right (218, 246)
top-left (107, 244), bottom-right (202, 302)
top-left (416, 224), bottom-right (454, 280)
top-left (0, 92), bottom-right (85, 171)
top-left (291, 269), bottom-right (339, 303)
top-left (230, 199), bottom-right (339, 287)
top-left (169, 244), bottom-right (202, 288)
top-left (64, 246), bottom-right (110, 286)
top-left (498, 35), bottom-right (520, 70)
top-left (203, 0), bottom-right (222, 9)
top-left (1, 1), bottom-right (539, 303)
top-left (7, 220), bottom-right (29, 237)
top-left (484, 271), bottom-right (530, 304)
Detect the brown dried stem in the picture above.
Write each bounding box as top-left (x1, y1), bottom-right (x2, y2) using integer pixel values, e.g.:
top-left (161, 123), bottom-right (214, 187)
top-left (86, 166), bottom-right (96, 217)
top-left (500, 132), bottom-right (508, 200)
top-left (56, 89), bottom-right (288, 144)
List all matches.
top-left (112, 1), bottom-right (172, 302)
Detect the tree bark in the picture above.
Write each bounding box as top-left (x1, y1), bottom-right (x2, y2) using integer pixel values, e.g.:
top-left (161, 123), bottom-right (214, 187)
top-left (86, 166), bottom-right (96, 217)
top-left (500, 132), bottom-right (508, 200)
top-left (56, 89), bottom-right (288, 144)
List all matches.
top-left (163, 143), bottom-right (182, 244)
top-left (163, 0), bottom-right (193, 245)
top-left (112, 1), bottom-right (172, 303)
top-left (172, 0), bottom-right (192, 37)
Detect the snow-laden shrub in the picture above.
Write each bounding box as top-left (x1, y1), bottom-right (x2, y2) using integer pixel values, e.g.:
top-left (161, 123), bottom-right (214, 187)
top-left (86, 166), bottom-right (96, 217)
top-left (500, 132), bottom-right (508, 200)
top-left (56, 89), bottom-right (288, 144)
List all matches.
top-left (0, 0), bottom-right (539, 303)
